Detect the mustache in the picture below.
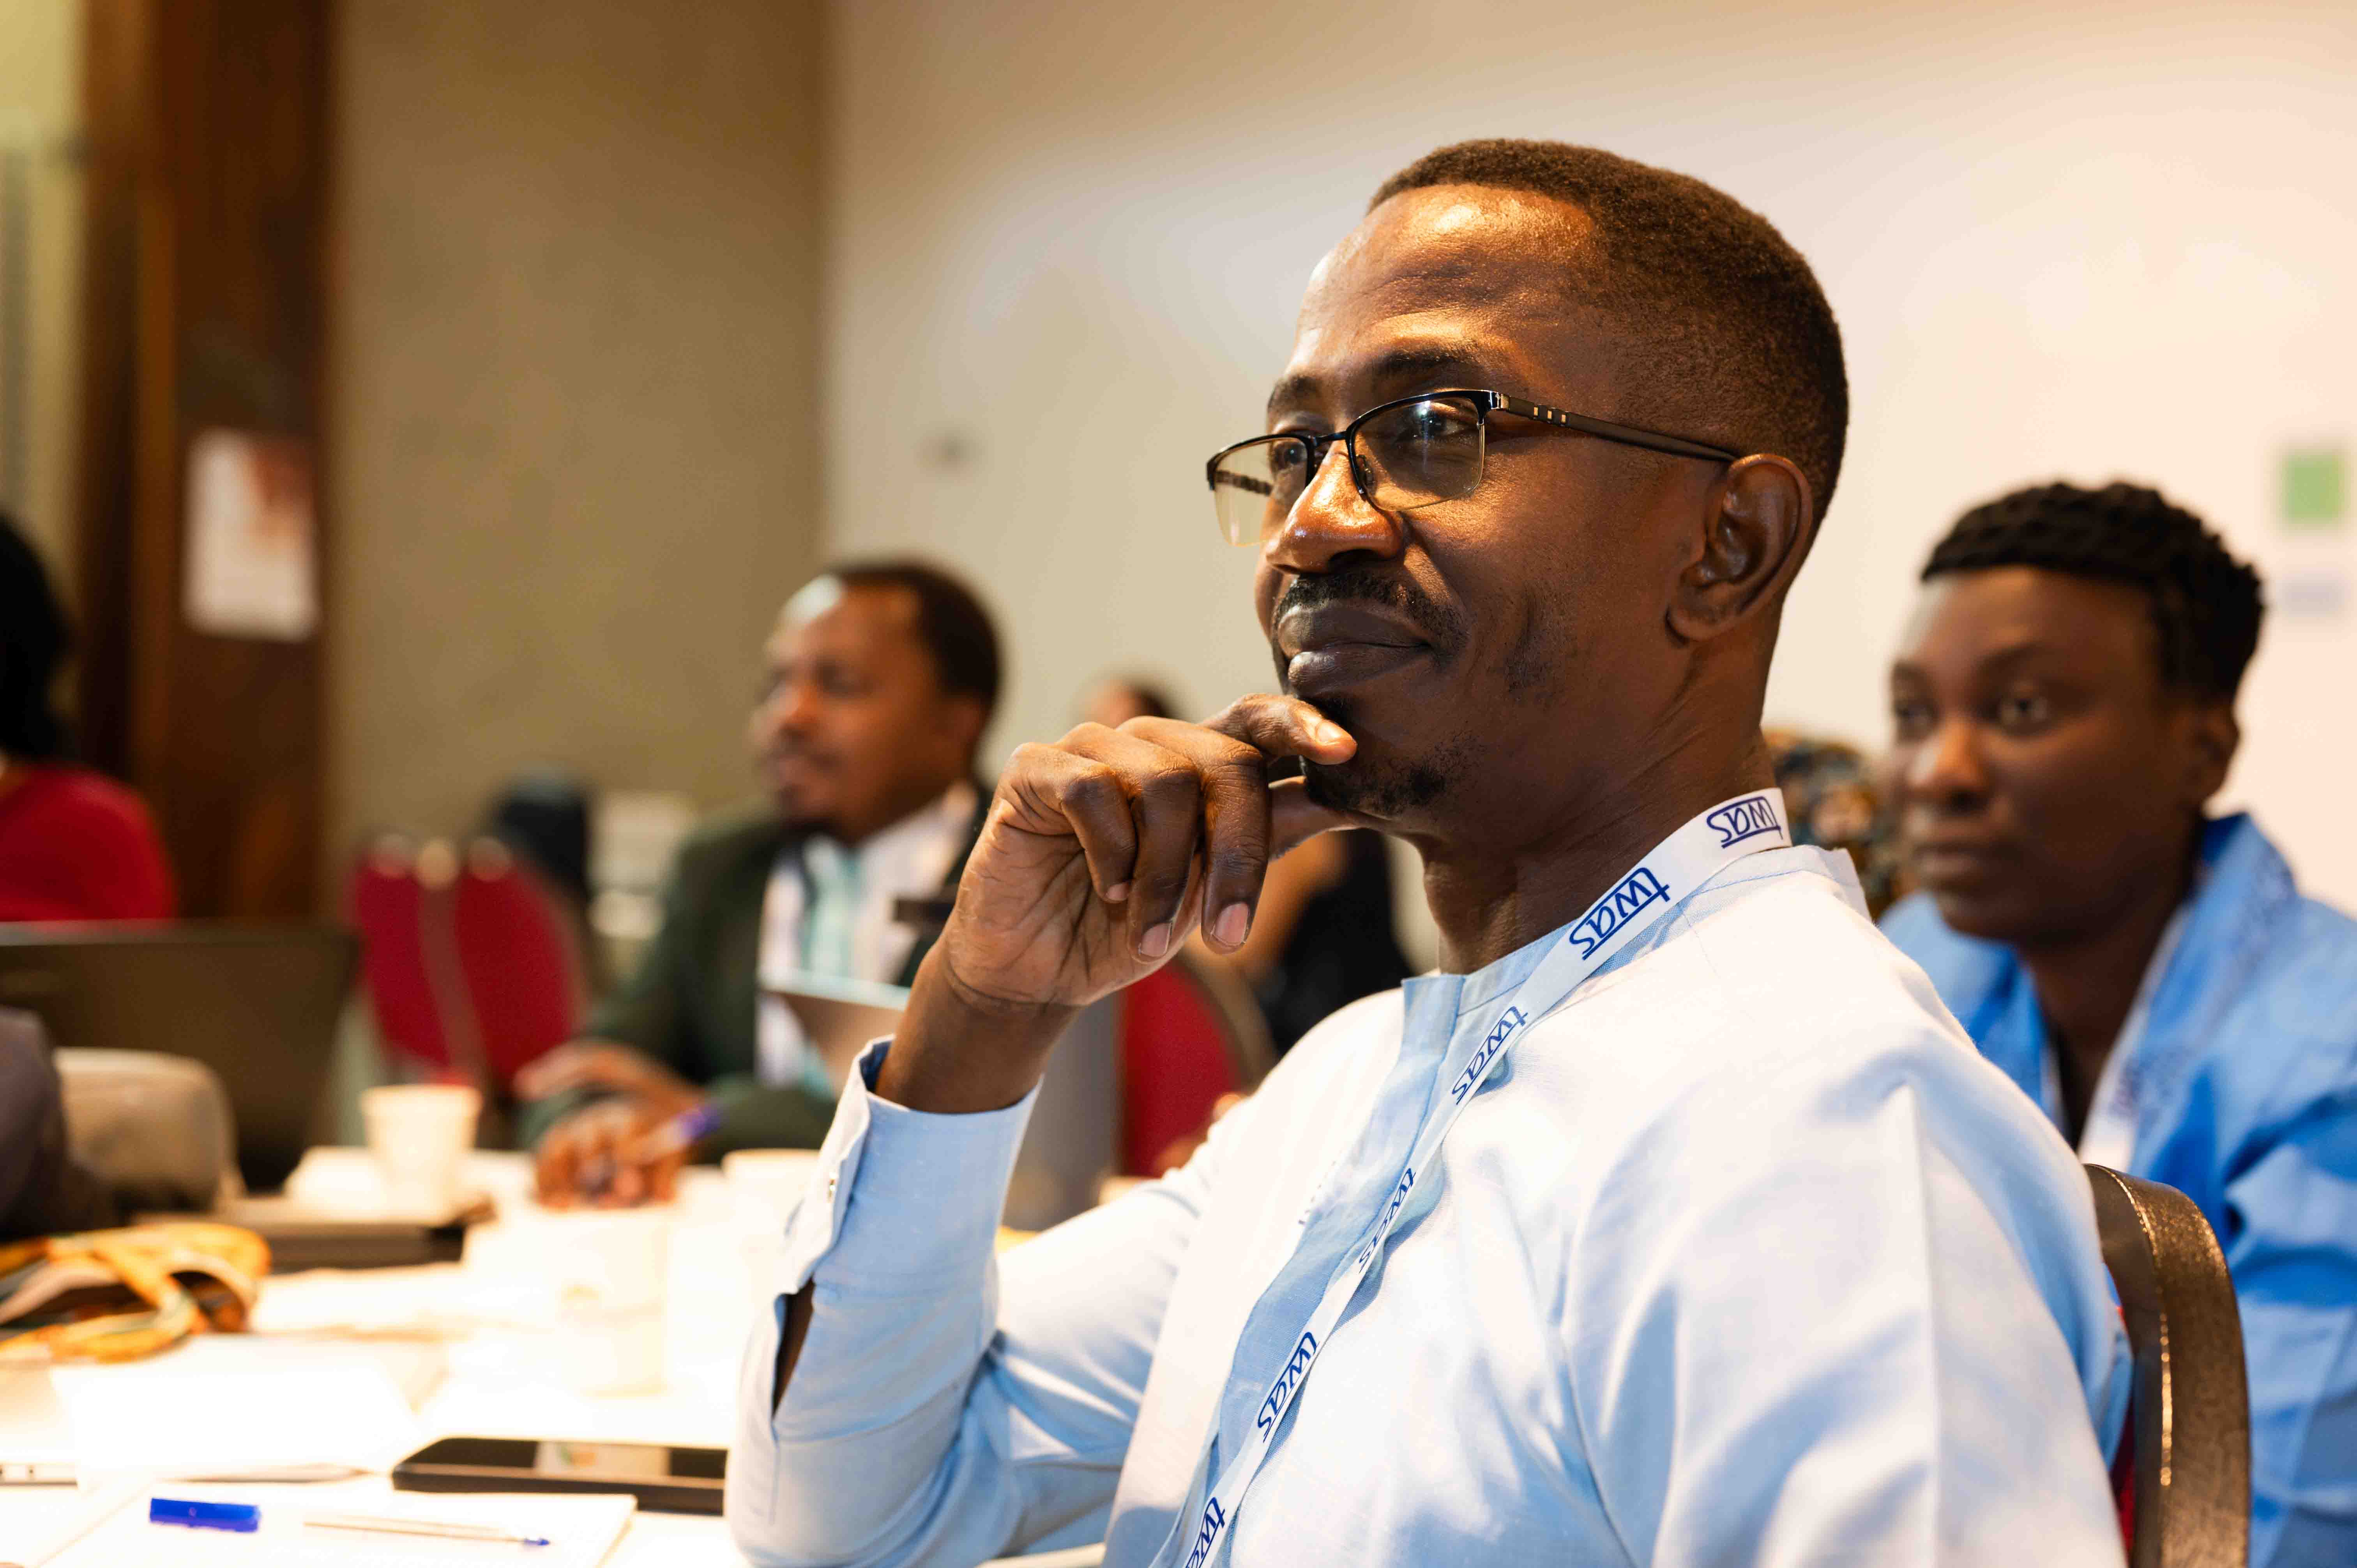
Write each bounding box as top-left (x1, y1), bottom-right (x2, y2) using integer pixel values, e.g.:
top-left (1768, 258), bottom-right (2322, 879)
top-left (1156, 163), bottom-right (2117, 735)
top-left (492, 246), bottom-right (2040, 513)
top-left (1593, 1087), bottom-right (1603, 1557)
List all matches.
top-left (1272, 568), bottom-right (1466, 652)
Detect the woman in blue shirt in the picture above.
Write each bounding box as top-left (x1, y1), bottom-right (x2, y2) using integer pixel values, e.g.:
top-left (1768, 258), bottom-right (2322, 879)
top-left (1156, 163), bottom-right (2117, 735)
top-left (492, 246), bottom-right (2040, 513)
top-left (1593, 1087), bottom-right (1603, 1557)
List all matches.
top-left (1882, 479), bottom-right (2357, 1568)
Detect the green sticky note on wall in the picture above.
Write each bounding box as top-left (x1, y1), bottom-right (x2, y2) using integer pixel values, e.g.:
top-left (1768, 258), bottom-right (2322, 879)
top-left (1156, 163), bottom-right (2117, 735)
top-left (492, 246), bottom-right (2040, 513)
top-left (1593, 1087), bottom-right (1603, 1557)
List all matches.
top-left (2282, 447), bottom-right (2345, 530)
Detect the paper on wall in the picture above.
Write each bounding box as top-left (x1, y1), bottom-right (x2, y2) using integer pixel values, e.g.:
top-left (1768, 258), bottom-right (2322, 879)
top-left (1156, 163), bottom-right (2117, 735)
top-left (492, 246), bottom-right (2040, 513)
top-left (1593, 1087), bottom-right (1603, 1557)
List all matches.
top-left (183, 428), bottom-right (318, 641)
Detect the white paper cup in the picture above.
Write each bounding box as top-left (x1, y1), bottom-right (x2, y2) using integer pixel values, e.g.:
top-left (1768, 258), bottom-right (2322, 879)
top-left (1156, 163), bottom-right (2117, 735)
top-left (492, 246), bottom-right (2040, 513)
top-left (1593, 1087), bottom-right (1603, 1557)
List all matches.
top-left (723, 1149), bottom-right (819, 1301)
top-left (723, 1149), bottom-right (819, 1235)
top-left (359, 1084), bottom-right (481, 1217)
top-left (542, 1206), bottom-right (672, 1394)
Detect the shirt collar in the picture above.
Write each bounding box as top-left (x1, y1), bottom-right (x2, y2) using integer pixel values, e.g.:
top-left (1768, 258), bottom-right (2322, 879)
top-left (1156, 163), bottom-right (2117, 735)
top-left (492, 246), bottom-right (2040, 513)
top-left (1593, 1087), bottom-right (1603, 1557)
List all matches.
top-left (1439, 843), bottom-right (1846, 1019)
top-left (806, 780), bottom-right (977, 877)
top-left (1912, 812), bottom-right (2298, 1123)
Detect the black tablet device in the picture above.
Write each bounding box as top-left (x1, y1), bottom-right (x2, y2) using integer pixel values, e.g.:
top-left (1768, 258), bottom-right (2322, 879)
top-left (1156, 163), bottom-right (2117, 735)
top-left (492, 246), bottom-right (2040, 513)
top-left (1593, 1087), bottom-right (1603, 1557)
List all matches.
top-left (392, 1437), bottom-right (727, 1515)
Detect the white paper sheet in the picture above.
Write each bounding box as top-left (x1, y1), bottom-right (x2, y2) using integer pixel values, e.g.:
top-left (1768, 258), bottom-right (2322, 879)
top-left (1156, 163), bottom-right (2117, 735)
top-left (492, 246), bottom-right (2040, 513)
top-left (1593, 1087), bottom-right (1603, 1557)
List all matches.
top-left (49, 1340), bottom-right (420, 1479)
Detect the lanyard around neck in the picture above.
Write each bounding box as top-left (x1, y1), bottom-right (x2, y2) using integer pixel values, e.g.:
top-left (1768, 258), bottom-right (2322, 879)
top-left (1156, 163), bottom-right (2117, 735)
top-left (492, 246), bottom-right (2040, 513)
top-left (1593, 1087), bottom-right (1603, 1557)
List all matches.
top-left (1151, 789), bottom-right (1794, 1568)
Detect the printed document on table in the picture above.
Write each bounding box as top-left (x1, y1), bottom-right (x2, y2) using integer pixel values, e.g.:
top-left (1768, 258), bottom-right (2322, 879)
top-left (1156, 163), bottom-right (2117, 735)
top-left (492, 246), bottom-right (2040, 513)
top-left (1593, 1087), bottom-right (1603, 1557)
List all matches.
top-left (42, 1487), bottom-right (635, 1568)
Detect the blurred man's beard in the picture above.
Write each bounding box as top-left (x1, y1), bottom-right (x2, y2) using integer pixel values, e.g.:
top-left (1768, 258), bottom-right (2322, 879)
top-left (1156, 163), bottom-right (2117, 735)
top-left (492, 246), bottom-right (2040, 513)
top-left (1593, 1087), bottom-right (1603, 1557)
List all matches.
top-left (767, 778), bottom-right (830, 832)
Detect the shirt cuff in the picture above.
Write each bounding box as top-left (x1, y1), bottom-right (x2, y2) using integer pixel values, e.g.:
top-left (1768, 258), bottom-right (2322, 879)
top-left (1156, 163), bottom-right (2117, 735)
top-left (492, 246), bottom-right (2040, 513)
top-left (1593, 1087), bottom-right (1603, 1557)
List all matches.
top-left (775, 1036), bottom-right (1039, 1294)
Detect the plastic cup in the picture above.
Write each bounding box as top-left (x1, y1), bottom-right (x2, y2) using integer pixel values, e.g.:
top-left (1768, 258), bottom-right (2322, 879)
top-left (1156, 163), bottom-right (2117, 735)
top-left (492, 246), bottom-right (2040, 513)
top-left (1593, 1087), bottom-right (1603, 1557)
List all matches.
top-left (359, 1084), bottom-right (481, 1217)
top-left (543, 1207), bottom-right (671, 1394)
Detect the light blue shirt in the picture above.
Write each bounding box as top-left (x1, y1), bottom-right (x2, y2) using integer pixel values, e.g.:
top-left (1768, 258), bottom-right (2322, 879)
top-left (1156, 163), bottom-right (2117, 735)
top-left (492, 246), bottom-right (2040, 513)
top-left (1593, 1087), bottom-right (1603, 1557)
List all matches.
top-left (730, 846), bottom-right (2129, 1566)
top-left (1885, 812), bottom-right (2357, 1568)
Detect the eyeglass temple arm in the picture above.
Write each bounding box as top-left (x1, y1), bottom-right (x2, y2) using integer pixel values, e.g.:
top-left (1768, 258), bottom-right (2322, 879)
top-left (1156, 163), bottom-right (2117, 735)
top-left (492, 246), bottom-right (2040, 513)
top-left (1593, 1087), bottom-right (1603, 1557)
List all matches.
top-left (1486, 393), bottom-right (1740, 464)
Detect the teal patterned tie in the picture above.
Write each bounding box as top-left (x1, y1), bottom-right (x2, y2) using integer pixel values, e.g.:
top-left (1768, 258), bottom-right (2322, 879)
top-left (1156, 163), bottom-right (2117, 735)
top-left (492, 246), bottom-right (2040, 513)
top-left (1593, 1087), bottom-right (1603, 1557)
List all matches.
top-left (799, 837), bottom-right (861, 978)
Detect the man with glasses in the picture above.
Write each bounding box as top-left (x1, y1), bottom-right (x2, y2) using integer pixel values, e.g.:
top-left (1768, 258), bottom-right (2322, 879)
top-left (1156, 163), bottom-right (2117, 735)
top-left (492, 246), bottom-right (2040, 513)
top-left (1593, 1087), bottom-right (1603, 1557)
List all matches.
top-left (728, 141), bottom-right (2129, 1566)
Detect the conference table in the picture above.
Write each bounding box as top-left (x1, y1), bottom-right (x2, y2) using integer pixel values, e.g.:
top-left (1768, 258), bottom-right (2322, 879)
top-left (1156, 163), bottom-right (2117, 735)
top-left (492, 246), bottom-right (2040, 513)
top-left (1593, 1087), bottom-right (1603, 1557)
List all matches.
top-left (0, 1152), bottom-right (1101, 1567)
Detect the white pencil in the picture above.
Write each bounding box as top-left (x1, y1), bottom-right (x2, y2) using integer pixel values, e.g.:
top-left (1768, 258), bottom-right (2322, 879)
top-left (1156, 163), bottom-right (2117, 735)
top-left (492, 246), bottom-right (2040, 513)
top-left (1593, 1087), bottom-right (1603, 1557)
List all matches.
top-left (305, 1511), bottom-right (552, 1547)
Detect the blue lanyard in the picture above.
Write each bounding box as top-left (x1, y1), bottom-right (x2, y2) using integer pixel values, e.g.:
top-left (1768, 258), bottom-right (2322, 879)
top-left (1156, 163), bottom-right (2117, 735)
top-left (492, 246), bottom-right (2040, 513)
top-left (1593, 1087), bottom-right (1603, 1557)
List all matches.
top-left (1150, 791), bottom-right (1793, 1568)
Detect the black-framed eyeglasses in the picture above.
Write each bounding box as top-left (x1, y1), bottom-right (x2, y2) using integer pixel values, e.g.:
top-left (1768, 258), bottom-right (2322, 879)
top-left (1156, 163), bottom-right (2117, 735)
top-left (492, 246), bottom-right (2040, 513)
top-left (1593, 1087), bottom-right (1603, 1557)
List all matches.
top-left (1203, 388), bottom-right (1740, 546)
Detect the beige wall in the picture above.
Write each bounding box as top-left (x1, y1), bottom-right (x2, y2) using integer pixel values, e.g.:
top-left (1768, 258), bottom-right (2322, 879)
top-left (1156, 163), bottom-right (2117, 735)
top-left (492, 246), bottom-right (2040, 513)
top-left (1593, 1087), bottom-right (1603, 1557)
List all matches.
top-left (327, 0), bottom-right (824, 863)
top-left (825, 0), bottom-right (2357, 908)
top-left (0, 0), bottom-right (84, 591)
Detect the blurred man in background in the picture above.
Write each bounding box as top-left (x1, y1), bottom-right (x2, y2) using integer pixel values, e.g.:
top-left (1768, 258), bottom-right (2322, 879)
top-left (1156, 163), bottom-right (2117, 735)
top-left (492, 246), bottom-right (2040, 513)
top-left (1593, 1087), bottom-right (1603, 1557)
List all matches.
top-left (524, 560), bottom-right (998, 1202)
top-left (1882, 480), bottom-right (2357, 1568)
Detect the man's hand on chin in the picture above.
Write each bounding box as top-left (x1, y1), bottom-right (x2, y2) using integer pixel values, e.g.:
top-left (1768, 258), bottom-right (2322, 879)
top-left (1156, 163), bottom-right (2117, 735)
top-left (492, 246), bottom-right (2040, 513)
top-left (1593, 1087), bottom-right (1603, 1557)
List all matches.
top-left (878, 694), bottom-right (1356, 1116)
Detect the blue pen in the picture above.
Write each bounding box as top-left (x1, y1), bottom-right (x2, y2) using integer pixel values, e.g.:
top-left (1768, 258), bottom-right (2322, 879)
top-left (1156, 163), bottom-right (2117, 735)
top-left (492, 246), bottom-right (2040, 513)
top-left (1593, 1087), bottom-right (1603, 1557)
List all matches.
top-left (152, 1497), bottom-right (261, 1532)
top-left (580, 1101), bottom-right (721, 1200)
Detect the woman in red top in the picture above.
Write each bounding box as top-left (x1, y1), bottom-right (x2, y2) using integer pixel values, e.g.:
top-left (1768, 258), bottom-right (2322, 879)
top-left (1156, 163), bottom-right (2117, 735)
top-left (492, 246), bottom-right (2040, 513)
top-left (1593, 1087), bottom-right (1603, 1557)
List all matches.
top-left (0, 514), bottom-right (175, 921)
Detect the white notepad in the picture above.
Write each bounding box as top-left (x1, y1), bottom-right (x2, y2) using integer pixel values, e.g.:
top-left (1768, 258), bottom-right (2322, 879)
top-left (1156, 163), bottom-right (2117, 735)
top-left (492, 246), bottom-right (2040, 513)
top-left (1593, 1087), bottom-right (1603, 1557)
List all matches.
top-left (49, 1340), bottom-right (422, 1478)
top-left (40, 1488), bottom-right (636, 1568)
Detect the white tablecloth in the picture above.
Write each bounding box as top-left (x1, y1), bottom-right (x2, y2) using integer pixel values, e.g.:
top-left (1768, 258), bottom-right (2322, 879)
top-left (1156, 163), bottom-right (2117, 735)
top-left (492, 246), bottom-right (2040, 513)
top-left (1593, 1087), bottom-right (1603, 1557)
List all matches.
top-left (2, 1152), bottom-right (762, 1565)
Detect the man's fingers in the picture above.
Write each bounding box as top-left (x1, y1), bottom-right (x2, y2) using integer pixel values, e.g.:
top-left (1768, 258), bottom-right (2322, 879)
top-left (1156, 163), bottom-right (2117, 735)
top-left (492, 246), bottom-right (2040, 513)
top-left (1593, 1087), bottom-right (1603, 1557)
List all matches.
top-left (1201, 693), bottom-right (1356, 767)
top-left (1004, 742), bottom-right (1142, 902)
top-left (534, 1103), bottom-right (652, 1207)
top-left (534, 1125), bottom-right (584, 1206)
top-left (1063, 725), bottom-right (1239, 955)
top-left (516, 1045), bottom-right (594, 1098)
top-left (518, 1043), bottom-right (645, 1099)
top-left (991, 701), bottom-right (1354, 966)
top-left (1114, 720), bottom-right (1272, 954)
top-left (1122, 752), bottom-right (1206, 957)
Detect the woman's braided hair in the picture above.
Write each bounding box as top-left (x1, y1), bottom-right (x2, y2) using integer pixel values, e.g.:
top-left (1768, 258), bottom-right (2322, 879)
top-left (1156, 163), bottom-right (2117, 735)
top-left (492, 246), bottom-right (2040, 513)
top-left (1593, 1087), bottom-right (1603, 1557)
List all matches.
top-left (1923, 481), bottom-right (2264, 702)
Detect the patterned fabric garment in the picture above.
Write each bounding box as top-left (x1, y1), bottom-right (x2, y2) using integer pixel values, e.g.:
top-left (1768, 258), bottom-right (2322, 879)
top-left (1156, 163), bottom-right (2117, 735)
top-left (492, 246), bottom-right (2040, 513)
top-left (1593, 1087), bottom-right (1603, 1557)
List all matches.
top-left (0, 1223), bottom-right (267, 1363)
top-left (1765, 726), bottom-right (1908, 918)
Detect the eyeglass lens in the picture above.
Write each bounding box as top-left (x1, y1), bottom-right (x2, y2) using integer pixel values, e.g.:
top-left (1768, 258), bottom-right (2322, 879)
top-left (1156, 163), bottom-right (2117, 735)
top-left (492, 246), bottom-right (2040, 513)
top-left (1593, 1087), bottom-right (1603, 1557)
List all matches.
top-left (1210, 395), bottom-right (1488, 544)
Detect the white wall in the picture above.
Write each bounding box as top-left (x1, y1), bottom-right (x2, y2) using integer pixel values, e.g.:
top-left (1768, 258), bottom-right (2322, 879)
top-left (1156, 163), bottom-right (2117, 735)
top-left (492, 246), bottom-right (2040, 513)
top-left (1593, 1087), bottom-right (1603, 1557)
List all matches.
top-left (0, 0), bottom-right (83, 591)
top-left (328, 0), bottom-right (824, 856)
top-left (823, 0), bottom-right (2357, 908)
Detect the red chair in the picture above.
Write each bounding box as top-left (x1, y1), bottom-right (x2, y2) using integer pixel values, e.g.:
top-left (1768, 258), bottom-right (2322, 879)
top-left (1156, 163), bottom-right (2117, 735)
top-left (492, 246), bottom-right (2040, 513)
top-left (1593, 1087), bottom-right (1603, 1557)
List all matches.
top-left (346, 835), bottom-right (477, 1082)
top-left (449, 837), bottom-right (589, 1090)
top-left (1118, 948), bottom-right (1276, 1177)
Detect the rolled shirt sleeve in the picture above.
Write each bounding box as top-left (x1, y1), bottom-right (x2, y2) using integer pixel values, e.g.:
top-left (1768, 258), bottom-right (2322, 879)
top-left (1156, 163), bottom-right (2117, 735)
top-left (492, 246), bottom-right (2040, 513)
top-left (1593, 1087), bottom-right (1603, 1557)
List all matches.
top-left (729, 1039), bottom-right (1203, 1568)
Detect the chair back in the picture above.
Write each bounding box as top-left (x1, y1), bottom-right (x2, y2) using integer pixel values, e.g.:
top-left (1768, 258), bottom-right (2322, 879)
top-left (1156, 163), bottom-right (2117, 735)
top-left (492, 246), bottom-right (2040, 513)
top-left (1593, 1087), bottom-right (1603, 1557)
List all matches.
top-left (449, 837), bottom-right (589, 1089)
top-left (1117, 948), bottom-right (1277, 1176)
top-left (345, 837), bottom-right (474, 1077)
top-left (2087, 1164), bottom-right (2249, 1568)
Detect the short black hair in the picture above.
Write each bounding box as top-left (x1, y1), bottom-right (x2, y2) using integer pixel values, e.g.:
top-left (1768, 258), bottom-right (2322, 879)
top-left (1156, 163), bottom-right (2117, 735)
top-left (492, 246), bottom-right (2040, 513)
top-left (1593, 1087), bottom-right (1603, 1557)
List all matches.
top-left (1101, 675), bottom-right (1178, 722)
top-left (1371, 139), bottom-right (1848, 520)
top-left (1922, 480), bottom-right (2265, 703)
top-left (824, 558), bottom-right (1003, 721)
top-left (0, 512), bottom-right (72, 761)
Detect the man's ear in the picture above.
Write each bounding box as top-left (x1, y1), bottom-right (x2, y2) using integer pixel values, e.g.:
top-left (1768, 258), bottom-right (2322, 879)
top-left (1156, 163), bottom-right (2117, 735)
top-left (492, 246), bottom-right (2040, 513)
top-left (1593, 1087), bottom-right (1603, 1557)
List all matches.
top-left (1666, 454), bottom-right (1815, 645)
top-left (942, 695), bottom-right (989, 767)
top-left (2179, 699), bottom-right (2241, 807)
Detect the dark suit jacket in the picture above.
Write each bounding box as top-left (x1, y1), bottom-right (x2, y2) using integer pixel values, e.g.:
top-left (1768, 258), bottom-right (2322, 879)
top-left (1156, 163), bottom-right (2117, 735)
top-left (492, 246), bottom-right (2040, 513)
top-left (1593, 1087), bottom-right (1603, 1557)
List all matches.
top-left (0, 1010), bottom-right (117, 1239)
top-left (529, 796), bottom-right (985, 1154)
